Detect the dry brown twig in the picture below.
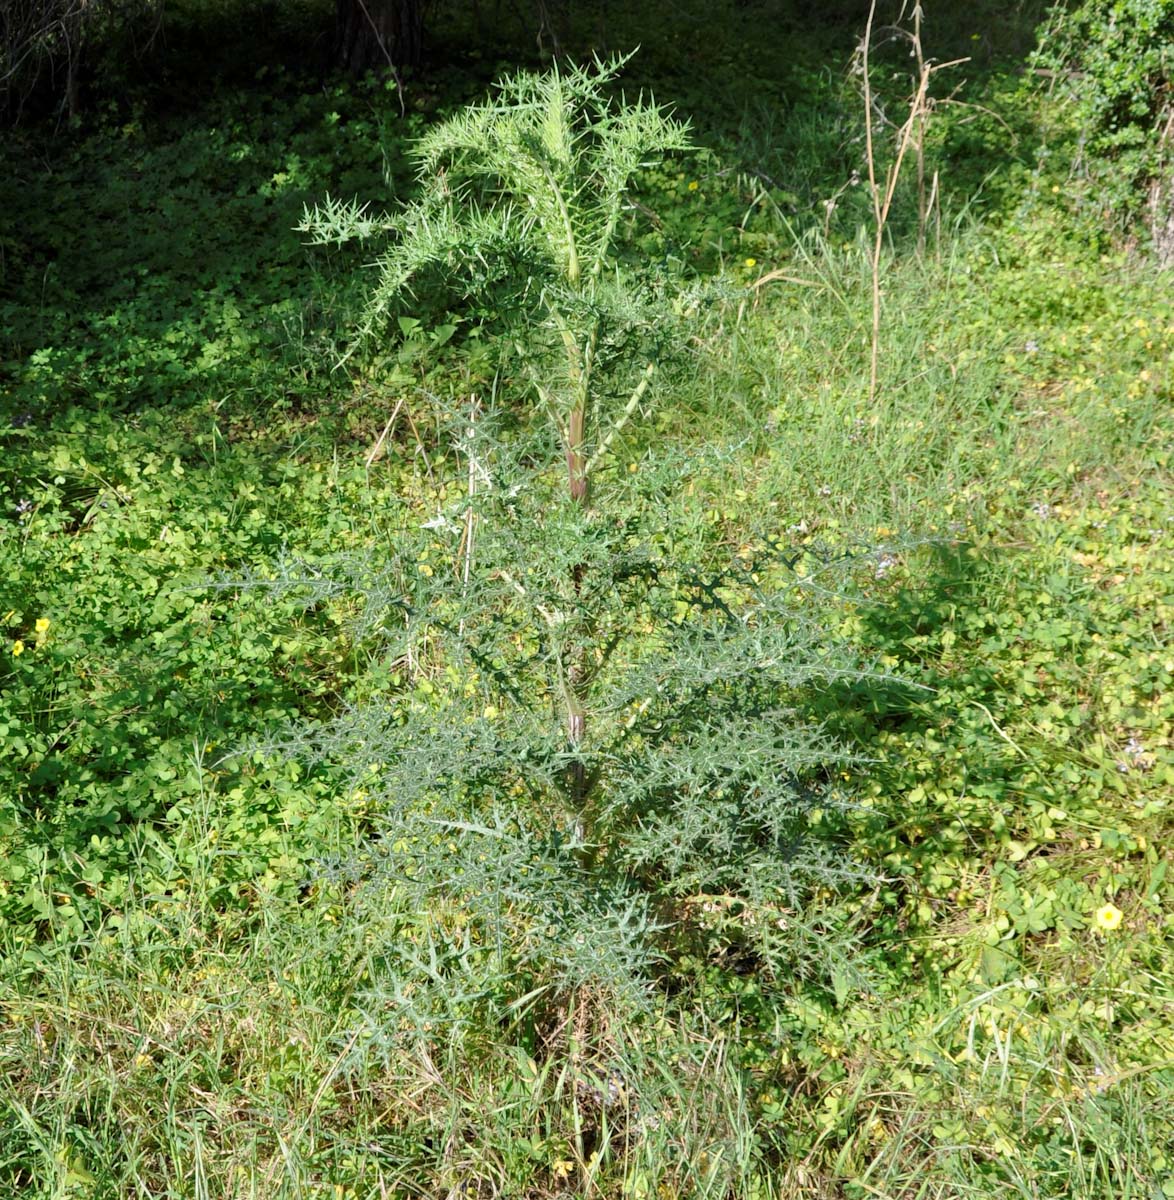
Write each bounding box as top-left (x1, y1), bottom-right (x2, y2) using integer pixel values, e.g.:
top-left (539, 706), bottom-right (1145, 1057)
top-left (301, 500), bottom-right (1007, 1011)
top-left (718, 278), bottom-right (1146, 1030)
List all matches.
top-left (860, 1), bottom-right (968, 406)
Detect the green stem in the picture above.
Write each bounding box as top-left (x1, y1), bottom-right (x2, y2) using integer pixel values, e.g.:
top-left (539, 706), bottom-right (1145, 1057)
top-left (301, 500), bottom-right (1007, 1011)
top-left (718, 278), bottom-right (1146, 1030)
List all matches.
top-left (584, 362), bottom-right (655, 477)
top-left (541, 166), bottom-right (580, 287)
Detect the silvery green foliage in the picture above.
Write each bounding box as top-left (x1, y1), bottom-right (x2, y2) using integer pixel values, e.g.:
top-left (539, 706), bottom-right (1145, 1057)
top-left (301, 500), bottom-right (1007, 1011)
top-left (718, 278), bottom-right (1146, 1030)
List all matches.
top-left (284, 61), bottom-right (880, 1045)
top-left (337, 808), bottom-right (658, 1059)
top-left (265, 423), bottom-right (879, 1033)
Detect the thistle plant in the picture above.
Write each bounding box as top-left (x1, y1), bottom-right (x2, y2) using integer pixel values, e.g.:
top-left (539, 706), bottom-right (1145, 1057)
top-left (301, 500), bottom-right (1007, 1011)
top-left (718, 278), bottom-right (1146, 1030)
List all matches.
top-left (265, 429), bottom-right (877, 995)
top-left (284, 58), bottom-right (878, 1061)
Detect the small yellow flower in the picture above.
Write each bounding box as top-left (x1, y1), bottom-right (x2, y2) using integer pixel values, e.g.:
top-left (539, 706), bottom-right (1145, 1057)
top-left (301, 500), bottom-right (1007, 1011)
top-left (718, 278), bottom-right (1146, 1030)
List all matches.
top-left (687, 180), bottom-right (699, 191)
top-left (1093, 903), bottom-right (1123, 932)
top-left (35, 617), bottom-right (50, 634)
top-left (11, 640), bottom-right (24, 656)
top-left (744, 257), bottom-right (757, 268)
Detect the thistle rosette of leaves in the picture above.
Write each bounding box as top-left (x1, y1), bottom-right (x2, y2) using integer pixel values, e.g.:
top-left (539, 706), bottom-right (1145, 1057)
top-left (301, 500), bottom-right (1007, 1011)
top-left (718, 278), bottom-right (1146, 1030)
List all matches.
top-left (262, 428), bottom-right (878, 1017)
top-left (300, 52), bottom-right (693, 506)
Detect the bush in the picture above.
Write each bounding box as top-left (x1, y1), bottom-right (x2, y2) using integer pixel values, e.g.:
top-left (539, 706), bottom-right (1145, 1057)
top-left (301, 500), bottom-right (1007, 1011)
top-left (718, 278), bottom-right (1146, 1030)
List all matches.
top-left (1032, 0), bottom-right (1174, 256)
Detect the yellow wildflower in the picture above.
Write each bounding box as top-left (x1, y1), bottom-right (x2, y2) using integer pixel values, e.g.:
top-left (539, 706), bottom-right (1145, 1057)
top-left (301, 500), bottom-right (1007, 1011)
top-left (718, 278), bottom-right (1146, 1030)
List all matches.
top-left (744, 257), bottom-right (757, 268)
top-left (35, 617), bottom-right (50, 634)
top-left (1093, 903), bottom-right (1123, 932)
top-left (687, 180), bottom-right (699, 191)
top-left (11, 640), bottom-right (24, 656)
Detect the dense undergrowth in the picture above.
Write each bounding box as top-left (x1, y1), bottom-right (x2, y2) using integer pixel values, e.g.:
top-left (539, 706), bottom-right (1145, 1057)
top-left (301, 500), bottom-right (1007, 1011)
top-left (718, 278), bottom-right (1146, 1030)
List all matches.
top-left (1, 1), bottom-right (1171, 1197)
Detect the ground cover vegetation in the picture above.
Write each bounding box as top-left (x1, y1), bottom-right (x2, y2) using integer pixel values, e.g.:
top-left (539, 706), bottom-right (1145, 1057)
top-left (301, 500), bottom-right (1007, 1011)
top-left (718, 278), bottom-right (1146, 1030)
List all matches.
top-left (1, 0), bottom-right (1171, 1196)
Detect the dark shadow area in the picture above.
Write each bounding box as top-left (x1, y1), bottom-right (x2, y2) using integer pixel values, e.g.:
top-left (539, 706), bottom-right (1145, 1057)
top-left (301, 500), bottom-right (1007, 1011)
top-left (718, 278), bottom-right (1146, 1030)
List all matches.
top-left (811, 536), bottom-right (1046, 973)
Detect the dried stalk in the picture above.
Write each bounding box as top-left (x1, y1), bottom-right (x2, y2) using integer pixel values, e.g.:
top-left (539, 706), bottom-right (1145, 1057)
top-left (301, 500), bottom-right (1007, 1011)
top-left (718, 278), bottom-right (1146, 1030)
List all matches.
top-left (861, 2), bottom-right (967, 406)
